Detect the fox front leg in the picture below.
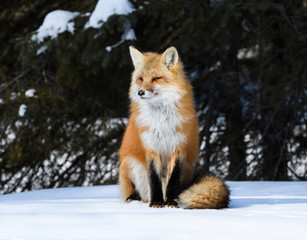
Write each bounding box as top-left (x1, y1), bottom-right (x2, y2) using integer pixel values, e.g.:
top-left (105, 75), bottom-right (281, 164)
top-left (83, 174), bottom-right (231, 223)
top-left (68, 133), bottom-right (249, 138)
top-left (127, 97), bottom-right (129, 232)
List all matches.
top-left (164, 153), bottom-right (183, 208)
top-left (147, 153), bottom-right (164, 208)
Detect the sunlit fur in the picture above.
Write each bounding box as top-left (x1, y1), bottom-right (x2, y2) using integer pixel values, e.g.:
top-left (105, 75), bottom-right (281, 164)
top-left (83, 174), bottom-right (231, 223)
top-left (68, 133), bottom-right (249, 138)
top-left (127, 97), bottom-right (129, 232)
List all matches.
top-left (179, 175), bottom-right (230, 209)
top-left (126, 156), bottom-right (150, 202)
top-left (119, 47), bottom-right (229, 209)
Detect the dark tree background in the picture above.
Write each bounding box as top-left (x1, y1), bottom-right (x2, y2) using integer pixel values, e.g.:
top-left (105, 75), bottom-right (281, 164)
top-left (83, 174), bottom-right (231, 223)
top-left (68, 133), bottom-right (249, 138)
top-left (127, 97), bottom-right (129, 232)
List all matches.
top-left (1, 0), bottom-right (306, 194)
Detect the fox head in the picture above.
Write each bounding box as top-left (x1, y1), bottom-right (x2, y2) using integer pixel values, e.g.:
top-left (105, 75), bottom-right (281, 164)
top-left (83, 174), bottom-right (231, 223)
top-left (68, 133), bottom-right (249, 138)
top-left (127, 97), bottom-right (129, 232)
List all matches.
top-left (129, 46), bottom-right (186, 105)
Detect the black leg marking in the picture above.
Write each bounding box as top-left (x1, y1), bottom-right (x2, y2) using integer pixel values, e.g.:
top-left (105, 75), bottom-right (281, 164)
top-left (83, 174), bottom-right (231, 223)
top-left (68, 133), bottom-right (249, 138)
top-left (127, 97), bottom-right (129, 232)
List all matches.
top-left (165, 159), bottom-right (181, 207)
top-left (126, 192), bottom-right (141, 202)
top-left (149, 160), bottom-right (164, 207)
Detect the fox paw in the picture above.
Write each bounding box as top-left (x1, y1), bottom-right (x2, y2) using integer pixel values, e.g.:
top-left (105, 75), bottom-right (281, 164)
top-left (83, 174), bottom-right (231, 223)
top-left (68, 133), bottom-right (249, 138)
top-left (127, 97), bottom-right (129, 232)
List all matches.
top-left (164, 200), bottom-right (178, 208)
top-left (149, 202), bottom-right (165, 208)
top-left (126, 193), bottom-right (141, 202)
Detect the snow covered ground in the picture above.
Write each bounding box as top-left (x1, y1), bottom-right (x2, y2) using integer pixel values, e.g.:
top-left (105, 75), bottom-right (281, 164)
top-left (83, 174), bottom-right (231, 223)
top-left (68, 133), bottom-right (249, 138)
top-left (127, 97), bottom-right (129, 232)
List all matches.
top-left (1, 182), bottom-right (307, 240)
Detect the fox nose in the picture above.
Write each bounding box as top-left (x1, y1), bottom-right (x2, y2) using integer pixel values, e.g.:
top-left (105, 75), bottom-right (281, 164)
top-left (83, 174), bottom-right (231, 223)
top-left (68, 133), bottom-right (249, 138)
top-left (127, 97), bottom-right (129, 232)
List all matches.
top-left (138, 90), bottom-right (145, 96)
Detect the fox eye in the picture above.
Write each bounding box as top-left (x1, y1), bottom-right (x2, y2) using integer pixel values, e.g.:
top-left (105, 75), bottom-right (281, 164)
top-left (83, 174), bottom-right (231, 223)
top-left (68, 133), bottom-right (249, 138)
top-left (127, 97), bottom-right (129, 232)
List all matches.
top-left (138, 77), bottom-right (143, 81)
top-left (152, 77), bottom-right (161, 81)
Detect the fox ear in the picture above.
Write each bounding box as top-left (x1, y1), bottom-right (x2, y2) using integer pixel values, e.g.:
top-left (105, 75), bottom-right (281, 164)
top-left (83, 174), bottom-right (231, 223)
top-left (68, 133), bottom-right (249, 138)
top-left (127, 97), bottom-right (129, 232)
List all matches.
top-left (129, 46), bottom-right (144, 69)
top-left (162, 47), bottom-right (179, 68)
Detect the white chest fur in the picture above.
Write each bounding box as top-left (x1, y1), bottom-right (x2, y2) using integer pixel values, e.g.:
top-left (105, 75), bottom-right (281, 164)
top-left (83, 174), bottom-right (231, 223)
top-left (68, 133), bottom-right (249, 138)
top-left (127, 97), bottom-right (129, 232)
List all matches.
top-left (134, 94), bottom-right (186, 158)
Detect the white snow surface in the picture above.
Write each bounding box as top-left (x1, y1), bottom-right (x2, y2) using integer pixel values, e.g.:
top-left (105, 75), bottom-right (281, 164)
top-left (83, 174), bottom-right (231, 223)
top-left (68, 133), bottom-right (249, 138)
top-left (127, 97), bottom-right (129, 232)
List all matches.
top-left (86, 0), bottom-right (135, 28)
top-left (33, 10), bottom-right (79, 43)
top-left (1, 182), bottom-right (307, 240)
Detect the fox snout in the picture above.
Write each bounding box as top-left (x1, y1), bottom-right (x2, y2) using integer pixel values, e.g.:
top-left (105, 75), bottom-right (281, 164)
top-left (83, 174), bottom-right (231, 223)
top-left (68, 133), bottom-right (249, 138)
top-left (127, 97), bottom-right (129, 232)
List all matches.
top-left (137, 89), bottom-right (155, 99)
top-left (138, 90), bottom-right (145, 96)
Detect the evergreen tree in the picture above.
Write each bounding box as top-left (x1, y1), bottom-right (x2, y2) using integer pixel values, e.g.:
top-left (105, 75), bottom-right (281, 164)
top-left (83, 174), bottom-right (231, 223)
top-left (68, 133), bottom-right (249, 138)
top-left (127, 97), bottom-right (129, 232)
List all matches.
top-left (1, 0), bottom-right (306, 193)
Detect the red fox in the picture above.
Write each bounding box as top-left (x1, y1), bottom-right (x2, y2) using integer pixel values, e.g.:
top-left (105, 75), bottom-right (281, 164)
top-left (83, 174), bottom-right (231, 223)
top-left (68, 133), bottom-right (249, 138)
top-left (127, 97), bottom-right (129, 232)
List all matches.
top-left (119, 46), bottom-right (229, 209)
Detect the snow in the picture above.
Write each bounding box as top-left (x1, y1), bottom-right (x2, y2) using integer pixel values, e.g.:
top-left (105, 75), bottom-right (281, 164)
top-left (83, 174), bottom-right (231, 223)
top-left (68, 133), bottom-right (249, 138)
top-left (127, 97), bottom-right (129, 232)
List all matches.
top-left (37, 45), bottom-right (48, 55)
top-left (105, 20), bottom-right (136, 51)
top-left (125, 28), bottom-right (136, 40)
top-left (105, 46), bottom-right (112, 52)
top-left (10, 92), bottom-right (19, 100)
top-left (1, 182), bottom-right (306, 240)
top-left (237, 45), bottom-right (259, 59)
top-left (32, 10), bottom-right (79, 43)
top-left (31, 0), bottom-right (136, 52)
top-left (86, 0), bottom-right (135, 28)
top-left (18, 104), bottom-right (27, 117)
top-left (25, 89), bottom-right (36, 97)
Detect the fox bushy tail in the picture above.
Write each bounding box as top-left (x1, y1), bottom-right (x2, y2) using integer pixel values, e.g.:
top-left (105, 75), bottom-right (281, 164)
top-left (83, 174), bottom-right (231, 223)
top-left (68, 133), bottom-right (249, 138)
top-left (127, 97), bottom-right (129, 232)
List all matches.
top-left (179, 175), bottom-right (230, 209)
